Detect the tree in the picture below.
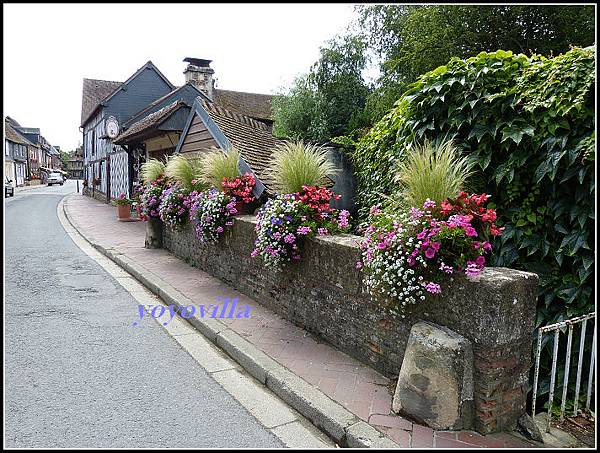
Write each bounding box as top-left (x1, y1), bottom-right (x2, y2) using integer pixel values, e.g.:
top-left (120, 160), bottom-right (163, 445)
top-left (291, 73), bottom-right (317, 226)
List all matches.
top-left (357, 5), bottom-right (596, 122)
top-left (59, 150), bottom-right (71, 170)
top-left (272, 34), bottom-right (371, 142)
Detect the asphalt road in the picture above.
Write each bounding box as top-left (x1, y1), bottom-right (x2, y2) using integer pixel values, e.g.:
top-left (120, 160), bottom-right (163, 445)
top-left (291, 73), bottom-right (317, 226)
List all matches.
top-left (4, 180), bottom-right (284, 448)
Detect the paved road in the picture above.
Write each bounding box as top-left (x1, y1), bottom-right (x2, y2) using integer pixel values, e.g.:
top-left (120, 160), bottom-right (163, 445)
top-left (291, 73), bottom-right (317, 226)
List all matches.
top-left (4, 180), bottom-right (284, 448)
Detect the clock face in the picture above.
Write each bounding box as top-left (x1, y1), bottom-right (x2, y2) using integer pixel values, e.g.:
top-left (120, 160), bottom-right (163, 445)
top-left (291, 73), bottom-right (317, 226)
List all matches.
top-left (106, 117), bottom-right (120, 138)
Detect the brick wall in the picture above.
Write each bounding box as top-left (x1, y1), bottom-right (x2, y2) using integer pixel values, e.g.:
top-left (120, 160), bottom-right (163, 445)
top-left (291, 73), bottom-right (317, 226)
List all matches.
top-left (162, 216), bottom-right (538, 434)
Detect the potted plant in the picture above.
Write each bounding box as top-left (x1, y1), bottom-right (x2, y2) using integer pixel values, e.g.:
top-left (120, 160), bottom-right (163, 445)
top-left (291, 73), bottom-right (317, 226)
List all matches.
top-left (113, 192), bottom-right (133, 220)
top-left (222, 172), bottom-right (256, 215)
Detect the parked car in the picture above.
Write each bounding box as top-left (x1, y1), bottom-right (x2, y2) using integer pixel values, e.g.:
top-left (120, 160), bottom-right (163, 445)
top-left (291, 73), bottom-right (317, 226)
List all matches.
top-left (47, 172), bottom-right (64, 186)
top-left (5, 177), bottom-right (14, 197)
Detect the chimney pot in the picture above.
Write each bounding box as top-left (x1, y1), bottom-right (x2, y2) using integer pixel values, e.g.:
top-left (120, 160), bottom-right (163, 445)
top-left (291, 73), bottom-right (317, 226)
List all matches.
top-left (184, 57), bottom-right (214, 100)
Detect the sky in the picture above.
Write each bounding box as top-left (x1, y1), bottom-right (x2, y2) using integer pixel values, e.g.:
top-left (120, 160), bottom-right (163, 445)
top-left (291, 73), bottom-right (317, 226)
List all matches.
top-left (3, 3), bottom-right (359, 151)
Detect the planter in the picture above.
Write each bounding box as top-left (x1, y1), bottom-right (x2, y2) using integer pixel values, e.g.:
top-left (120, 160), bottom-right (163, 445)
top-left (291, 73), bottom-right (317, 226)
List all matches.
top-left (116, 204), bottom-right (131, 220)
top-left (145, 217), bottom-right (163, 249)
top-left (234, 201), bottom-right (249, 215)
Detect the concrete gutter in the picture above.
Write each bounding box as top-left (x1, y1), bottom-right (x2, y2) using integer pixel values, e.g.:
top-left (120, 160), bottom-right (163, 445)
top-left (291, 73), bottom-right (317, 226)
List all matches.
top-left (61, 195), bottom-right (400, 449)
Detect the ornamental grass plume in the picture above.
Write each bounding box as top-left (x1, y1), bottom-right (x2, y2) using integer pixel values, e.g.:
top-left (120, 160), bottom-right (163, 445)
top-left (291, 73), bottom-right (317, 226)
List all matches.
top-left (165, 154), bottom-right (207, 191)
top-left (391, 138), bottom-right (475, 210)
top-left (267, 141), bottom-right (338, 194)
top-left (140, 158), bottom-right (167, 183)
top-left (201, 147), bottom-right (241, 189)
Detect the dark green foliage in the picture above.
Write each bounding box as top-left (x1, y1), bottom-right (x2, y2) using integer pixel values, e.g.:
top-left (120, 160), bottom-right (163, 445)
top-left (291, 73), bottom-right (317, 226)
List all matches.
top-left (272, 35), bottom-right (371, 142)
top-left (352, 48), bottom-right (595, 369)
top-left (356, 4), bottom-right (596, 122)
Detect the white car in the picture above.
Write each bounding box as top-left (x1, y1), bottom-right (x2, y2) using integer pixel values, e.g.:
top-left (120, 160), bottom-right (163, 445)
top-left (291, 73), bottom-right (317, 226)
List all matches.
top-left (47, 172), bottom-right (64, 186)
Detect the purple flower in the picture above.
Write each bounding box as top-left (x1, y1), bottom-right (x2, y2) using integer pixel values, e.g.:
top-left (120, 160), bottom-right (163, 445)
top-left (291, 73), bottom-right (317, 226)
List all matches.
top-left (424, 282), bottom-right (442, 294)
top-left (283, 233), bottom-right (296, 243)
top-left (465, 262), bottom-right (483, 277)
top-left (355, 261), bottom-right (363, 269)
top-left (297, 226), bottom-right (311, 235)
top-left (423, 198), bottom-right (436, 209)
top-left (410, 207), bottom-right (424, 219)
top-left (439, 262), bottom-right (454, 274)
top-left (425, 248), bottom-right (436, 259)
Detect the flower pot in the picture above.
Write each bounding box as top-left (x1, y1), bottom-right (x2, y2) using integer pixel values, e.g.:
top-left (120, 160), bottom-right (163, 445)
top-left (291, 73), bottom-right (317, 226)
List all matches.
top-left (117, 204), bottom-right (131, 220)
top-left (234, 201), bottom-right (248, 215)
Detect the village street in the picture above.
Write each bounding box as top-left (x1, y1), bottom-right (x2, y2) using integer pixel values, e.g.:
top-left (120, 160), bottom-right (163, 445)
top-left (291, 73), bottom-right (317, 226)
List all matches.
top-left (3, 183), bottom-right (295, 448)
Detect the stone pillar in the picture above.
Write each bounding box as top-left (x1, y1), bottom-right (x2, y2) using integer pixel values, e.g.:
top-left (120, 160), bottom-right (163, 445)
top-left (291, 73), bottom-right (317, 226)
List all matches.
top-left (392, 322), bottom-right (474, 430)
top-left (145, 218), bottom-right (163, 249)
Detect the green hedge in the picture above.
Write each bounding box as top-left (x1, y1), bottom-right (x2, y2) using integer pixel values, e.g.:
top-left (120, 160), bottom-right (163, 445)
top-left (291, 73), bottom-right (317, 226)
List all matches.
top-left (352, 47), bottom-right (595, 330)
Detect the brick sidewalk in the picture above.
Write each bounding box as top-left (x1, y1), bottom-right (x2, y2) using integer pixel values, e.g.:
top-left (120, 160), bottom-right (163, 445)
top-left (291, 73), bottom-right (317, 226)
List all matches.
top-left (63, 194), bottom-right (539, 448)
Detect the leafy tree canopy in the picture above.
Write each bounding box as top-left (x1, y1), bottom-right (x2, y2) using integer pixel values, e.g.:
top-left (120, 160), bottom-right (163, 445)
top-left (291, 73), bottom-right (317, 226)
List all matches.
top-left (273, 5), bottom-right (596, 142)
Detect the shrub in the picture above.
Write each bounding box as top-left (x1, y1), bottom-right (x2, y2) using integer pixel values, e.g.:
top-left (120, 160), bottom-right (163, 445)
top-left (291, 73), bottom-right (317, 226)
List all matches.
top-left (165, 154), bottom-right (207, 192)
top-left (352, 47), bottom-right (595, 406)
top-left (267, 141), bottom-right (338, 194)
top-left (139, 177), bottom-right (168, 220)
top-left (140, 158), bottom-right (166, 183)
top-left (201, 148), bottom-right (240, 189)
top-left (391, 138), bottom-right (475, 210)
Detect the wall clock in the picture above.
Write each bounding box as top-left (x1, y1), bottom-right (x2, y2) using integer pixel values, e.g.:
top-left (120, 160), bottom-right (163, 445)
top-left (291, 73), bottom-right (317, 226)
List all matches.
top-left (105, 116), bottom-right (120, 139)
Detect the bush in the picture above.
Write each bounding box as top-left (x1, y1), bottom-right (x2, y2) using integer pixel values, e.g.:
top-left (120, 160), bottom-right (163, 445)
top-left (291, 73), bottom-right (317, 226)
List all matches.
top-left (351, 47), bottom-right (595, 406)
top-left (267, 141), bottom-right (338, 194)
top-left (252, 187), bottom-right (351, 269)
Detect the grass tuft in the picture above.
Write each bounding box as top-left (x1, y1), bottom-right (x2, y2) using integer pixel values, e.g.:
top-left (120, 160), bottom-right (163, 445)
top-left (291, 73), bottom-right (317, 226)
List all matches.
top-left (267, 141), bottom-right (338, 194)
top-left (391, 138), bottom-right (475, 209)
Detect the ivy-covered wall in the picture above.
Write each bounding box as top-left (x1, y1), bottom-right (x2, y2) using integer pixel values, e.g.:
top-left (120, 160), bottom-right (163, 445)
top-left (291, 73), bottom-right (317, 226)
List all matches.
top-left (351, 47), bottom-right (595, 339)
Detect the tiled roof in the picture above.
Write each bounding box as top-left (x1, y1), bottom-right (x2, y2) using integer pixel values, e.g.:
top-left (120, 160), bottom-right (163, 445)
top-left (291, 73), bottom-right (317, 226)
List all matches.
top-left (5, 120), bottom-right (34, 146)
top-left (214, 89), bottom-right (273, 122)
top-left (199, 98), bottom-right (283, 193)
top-left (114, 100), bottom-right (188, 144)
top-left (80, 78), bottom-right (122, 126)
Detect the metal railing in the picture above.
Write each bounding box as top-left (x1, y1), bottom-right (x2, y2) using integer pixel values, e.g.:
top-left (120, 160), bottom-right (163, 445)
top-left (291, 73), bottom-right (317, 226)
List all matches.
top-left (531, 312), bottom-right (596, 432)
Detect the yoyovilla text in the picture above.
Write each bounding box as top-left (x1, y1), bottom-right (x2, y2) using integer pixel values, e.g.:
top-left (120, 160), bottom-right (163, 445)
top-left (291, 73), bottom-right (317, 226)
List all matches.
top-left (133, 297), bottom-right (251, 326)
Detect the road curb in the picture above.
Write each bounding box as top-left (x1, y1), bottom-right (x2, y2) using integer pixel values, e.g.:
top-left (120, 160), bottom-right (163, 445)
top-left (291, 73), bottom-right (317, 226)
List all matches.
top-left (60, 195), bottom-right (400, 448)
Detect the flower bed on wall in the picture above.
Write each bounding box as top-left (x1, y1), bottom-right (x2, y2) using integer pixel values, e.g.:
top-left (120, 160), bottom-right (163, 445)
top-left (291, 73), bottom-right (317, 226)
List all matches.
top-left (160, 215), bottom-right (539, 434)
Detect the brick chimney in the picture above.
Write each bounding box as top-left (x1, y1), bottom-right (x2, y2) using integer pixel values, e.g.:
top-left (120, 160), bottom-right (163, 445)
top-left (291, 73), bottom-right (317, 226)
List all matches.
top-left (183, 57), bottom-right (215, 100)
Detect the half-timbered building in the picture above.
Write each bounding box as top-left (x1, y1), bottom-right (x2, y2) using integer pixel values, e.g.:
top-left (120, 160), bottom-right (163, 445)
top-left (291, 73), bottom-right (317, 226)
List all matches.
top-left (80, 61), bottom-right (175, 201)
top-left (80, 58), bottom-right (274, 202)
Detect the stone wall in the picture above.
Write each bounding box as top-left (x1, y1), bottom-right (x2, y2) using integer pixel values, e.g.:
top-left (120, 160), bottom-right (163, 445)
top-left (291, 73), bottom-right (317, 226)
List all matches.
top-left (162, 217), bottom-right (538, 434)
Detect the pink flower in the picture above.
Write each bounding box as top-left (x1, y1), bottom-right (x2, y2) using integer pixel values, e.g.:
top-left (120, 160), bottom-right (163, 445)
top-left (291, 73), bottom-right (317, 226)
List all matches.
top-left (410, 207), bottom-right (424, 219)
top-left (475, 255), bottom-right (486, 266)
top-left (425, 248), bottom-right (436, 259)
top-left (317, 228), bottom-right (328, 236)
top-left (424, 282), bottom-right (442, 294)
top-left (423, 198), bottom-right (436, 209)
top-left (356, 261), bottom-right (363, 269)
top-left (297, 226), bottom-right (311, 235)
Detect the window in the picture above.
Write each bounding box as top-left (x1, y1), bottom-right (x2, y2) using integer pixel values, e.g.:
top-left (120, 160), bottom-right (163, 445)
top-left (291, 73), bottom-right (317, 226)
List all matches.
top-left (4, 140), bottom-right (8, 156)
